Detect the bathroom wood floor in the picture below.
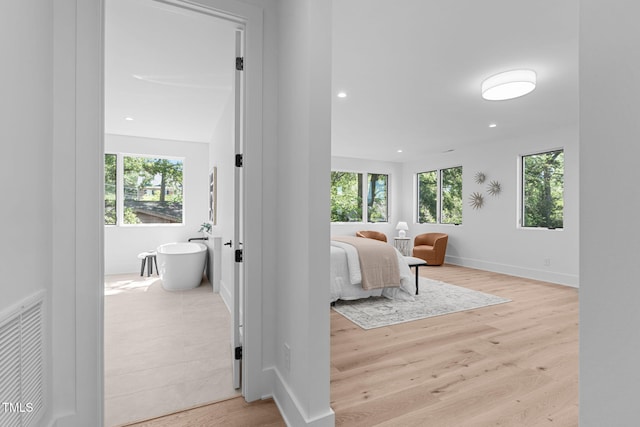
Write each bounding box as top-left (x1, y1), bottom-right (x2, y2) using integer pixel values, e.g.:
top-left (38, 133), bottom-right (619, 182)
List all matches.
top-left (104, 274), bottom-right (239, 427)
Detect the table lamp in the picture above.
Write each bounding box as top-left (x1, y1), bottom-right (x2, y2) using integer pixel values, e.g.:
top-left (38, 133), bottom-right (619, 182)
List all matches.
top-left (396, 221), bottom-right (408, 238)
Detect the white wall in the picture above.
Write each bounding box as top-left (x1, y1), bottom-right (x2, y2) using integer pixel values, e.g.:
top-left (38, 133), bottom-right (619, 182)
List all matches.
top-left (401, 126), bottom-right (579, 286)
top-left (580, 1), bottom-right (640, 424)
top-left (273, 0), bottom-right (335, 425)
top-left (0, 2), bottom-right (53, 425)
top-left (249, 0), bottom-right (278, 402)
top-left (330, 156), bottom-right (404, 240)
top-left (0, 1), bottom-right (52, 315)
top-left (207, 93), bottom-right (234, 305)
top-left (104, 134), bottom-right (210, 275)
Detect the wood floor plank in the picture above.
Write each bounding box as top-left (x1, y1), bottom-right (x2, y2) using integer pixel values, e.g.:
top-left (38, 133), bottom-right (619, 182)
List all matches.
top-left (373, 368), bottom-right (554, 427)
top-left (334, 383), bottom-right (441, 426)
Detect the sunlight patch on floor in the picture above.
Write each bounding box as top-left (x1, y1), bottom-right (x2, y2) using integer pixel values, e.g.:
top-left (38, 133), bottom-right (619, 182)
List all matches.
top-left (105, 275), bottom-right (160, 295)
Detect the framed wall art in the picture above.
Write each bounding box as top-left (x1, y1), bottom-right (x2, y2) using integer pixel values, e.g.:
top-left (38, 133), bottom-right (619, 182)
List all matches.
top-left (209, 167), bottom-right (217, 225)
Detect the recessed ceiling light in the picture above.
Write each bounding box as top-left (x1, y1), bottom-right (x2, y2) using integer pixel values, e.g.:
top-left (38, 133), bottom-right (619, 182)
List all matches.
top-left (124, 117), bottom-right (134, 121)
top-left (489, 123), bottom-right (497, 128)
top-left (337, 91), bottom-right (347, 98)
top-left (482, 69), bottom-right (536, 101)
top-left (397, 149), bottom-right (403, 153)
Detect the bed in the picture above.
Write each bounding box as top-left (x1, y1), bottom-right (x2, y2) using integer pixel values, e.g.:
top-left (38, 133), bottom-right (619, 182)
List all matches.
top-left (330, 237), bottom-right (415, 303)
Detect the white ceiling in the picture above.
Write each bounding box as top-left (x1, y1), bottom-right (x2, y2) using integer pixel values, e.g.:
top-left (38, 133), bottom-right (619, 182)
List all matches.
top-left (105, 0), bottom-right (237, 143)
top-left (105, 0), bottom-right (579, 161)
top-left (331, 0), bottom-right (579, 161)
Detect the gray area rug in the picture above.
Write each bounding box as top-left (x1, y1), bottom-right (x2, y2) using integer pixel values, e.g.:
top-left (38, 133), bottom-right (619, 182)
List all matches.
top-left (332, 277), bottom-right (511, 329)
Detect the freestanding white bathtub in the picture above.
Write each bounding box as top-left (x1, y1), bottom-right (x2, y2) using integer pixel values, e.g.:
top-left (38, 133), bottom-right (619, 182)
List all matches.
top-left (156, 242), bottom-right (207, 291)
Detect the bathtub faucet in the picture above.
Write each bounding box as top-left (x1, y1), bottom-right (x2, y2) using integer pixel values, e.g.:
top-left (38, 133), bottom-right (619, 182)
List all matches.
top-left (188, 237), bottom-right (209, 242)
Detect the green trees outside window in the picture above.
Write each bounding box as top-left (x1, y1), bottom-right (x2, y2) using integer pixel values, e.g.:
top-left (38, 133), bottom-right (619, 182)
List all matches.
top-left (522, 150), bottom-right (564, 229)
top-left (441, 166), bottom-right (463, 224)
top-left (367, 173), bottom-right (388, 222)
top-left (330, 171), bottom-right (363, 222)
top-left (417, 166), bottom-right (462, 224)
top-left (417, 170), bottom-right (437, 223)
top-left (104, 154), bottom-right (117, 225)
top-left (104, 154), bottom-right (184, 225)
top-left (330, 171), bottom-right (388, 223)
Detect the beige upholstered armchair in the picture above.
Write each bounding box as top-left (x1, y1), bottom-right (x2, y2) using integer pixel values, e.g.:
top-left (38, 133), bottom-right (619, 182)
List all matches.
top-left (412, 233), bottom-right (448, 265)
top-left (355, 230), bottom-right (388, 243)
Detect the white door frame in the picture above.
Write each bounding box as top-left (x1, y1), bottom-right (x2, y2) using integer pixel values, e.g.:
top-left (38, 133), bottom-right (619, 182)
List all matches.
top-left (52, 0), bottom-right (265, 424)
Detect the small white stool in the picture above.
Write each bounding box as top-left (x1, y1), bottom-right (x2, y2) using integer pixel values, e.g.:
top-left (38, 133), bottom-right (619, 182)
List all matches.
top-left (137, 251), bottom-right (158, 276)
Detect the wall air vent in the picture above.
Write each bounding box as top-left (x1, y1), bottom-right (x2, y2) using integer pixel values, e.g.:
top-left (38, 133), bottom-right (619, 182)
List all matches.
top-left (0, 292), bottom-right (45, 427)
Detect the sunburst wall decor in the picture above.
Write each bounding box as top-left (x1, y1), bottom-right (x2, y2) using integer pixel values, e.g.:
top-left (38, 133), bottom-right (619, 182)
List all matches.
top-left (474, 172), bottom-right (486, 184)
top-left (487, 180), bottom-right (501, 196)
top-left (469, 192), bottom-right (484, 209)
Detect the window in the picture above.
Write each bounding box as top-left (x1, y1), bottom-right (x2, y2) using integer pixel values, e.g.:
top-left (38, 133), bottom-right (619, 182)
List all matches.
top-left (104, 154), bottom-right (184, 225)
top-left (367, 173), bottom-right (388, 222)
top-left (417, 170), bottom-right (437, 223)
top-left (417, 166), bottom-right (463, 224)
top-left (330, 171), bottom-right (389, 223)
top-left (441, 166), bottom-right (463, 224)
top-left (104, 154), bottom-right (117, 225)
top-left (521, 149), bottom-right (564, 229)
top-left (330, 171), bottom-right (363, 222)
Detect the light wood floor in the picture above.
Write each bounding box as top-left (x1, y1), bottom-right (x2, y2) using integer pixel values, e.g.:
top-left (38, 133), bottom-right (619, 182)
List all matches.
top-left (331, 264), bottom-right (579, 426)
top-left (104, 274), bottom-right (239, 426)
top-left (124, 264), bottom-right (578, 426)
top-left (124, 397), bottom-right (285, 427)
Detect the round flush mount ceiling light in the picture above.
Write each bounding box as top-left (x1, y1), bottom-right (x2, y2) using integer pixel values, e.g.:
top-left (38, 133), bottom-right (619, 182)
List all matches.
top-left (481, 69), bottom-right (536, 101)
top-left (337, 91), bottom-right (347, 98)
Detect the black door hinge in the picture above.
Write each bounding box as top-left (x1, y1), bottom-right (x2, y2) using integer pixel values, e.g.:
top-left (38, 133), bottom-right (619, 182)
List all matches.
top-left (235, 249), bottom-right (243, 263)
top-left (236, 57), bottom-right (244, 71)
top-left (235, 346), bottom-right (243, 360)
top-left (235, 154), bottom-right (243, 167)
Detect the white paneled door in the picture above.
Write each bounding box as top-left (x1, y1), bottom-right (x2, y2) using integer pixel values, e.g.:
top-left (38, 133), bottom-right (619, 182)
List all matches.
top-left (232, 27), bottom-right (245, 391)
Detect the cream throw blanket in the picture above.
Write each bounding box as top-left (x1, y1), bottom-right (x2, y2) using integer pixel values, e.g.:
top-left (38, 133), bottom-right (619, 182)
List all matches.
top-left (331, 236), bottom-right (401, 290)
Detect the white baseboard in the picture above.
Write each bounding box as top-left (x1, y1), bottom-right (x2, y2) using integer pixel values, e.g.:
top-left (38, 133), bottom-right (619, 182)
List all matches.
top-left (445, 255), bottom-right (579, 288)
top-left (270, 367), bottom-right (335, 427)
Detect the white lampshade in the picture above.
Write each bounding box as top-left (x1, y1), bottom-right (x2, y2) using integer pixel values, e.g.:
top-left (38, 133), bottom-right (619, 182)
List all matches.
top-left (396, 221), bottom-right (408, 231)
top-left (482, 69), bottom-right (536, 101)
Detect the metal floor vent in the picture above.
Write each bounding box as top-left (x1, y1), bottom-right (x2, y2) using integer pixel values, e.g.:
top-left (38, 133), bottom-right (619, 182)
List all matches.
top-left (0, 293), bottom-right (44, 427)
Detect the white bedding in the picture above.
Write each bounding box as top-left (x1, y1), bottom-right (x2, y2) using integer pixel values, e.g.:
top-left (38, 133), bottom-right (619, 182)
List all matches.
top-left (330, 242), bottom-right (415, 303)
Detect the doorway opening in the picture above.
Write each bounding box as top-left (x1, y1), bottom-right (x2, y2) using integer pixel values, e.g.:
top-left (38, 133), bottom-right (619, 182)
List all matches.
top-left (102, 0), bottom-right (245, 425)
